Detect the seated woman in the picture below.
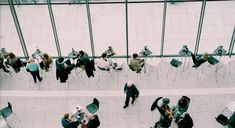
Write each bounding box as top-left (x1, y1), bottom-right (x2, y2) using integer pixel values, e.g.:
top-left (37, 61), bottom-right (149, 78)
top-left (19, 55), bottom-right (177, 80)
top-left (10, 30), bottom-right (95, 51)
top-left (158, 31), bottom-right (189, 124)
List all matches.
top-left (191, 52), bottom-right (208, 68)
top-left (96, 53), bottom-right (112, 71)
top-left (129, 53), bottom-right (144, 73)
top-left (5, 52), bottom-right (25, 73)
top-left (61, 113), bottom-right (80, 128)
top-left (39, 53), bottom-right (53, 72)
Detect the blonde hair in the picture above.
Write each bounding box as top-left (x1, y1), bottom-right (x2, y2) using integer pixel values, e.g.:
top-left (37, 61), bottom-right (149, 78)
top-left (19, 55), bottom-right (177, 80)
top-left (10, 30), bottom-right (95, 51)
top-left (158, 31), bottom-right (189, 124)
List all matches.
top-left (8, 52), bottom-right (16, 59)
top-left (203, 52), bottom-right (209, 60)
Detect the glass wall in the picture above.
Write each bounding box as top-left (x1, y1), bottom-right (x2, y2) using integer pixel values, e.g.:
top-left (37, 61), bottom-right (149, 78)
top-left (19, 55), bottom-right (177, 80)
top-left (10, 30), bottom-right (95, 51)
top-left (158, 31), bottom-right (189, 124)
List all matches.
top-left (198, 1), bottom-right (235, 54)
top-left (129, 3), bottom-right (163, 56)
top-left (90, 4), bottom-right (126, 57)
top-left (0, 0), bottom-right (234, 59)
top-left (164, 1), bottom-right (201, 55)
top-left (0, 5), bottom-right (24, 56)
top-left (52, 4), bottom-right (91, 56)
top-left (15, 5), bottom-right (57, 56)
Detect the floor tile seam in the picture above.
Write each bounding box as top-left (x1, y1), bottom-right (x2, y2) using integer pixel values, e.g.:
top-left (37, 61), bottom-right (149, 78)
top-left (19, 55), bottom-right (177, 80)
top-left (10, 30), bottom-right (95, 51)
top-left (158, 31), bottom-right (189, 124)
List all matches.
top-left (0, 87), bottom-right (235, 97)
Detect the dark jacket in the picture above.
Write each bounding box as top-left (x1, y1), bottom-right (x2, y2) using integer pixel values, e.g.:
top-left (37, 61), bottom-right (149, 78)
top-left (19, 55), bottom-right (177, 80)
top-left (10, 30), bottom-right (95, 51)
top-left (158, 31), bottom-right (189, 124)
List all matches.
top-left (87, 115), bottom-right (100, 128)
top-left (56, 59), bottom-right (75, 83)
top-left (61, 117), bottom-right (79, 128)
top-left (124, 84), bottom-right (139, 97)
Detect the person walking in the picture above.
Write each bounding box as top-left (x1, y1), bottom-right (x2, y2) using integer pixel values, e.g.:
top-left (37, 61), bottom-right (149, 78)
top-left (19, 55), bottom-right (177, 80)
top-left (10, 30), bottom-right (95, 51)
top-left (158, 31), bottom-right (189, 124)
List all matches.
top-left (123, 81), bottom-right (139, 109)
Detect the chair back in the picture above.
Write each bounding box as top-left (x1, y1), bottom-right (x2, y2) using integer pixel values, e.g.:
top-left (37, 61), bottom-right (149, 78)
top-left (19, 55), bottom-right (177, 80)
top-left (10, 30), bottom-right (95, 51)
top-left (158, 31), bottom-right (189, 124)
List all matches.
top-left (0, 102), bottom-right (13, 118)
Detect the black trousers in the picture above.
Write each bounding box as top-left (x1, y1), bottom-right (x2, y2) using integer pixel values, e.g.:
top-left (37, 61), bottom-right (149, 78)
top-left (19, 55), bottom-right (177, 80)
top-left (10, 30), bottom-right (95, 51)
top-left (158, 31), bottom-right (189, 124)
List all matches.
top-left (30, 70), bottom-right (41, 83)
top-left (0, 63), bottom-right (9, 72)
top-left (125, 95), bottom-right (135, 106)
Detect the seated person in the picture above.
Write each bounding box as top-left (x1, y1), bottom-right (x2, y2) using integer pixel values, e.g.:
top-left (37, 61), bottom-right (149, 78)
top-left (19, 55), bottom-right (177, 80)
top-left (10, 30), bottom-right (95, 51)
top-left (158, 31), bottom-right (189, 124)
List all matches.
top-left (5, 52), bottom-right (25, 73)
top-left (76, 50), bottom-right (90, 69)
top-left (0, 53), bottom-right (10, 73)
top-left (103, 46), bottom-right (116, 58)
top-left (39, 53), bottom-right (53, 72)
top-left (96, 53), bottom-right (111, 71)
top-left (68, 49), bottom-right (80, 60)
top-left (191, 52), bottom-right (208, 68)
top-left (176, 113), bottom-right (194, 128)
top-left (173, 96), bottom-right (190, 122)
top-left (129, 53), bottom-right (144, 73)
top-left (82, 114), bottom-right (100, 128)
top-left (56, 57), bottom-right (75, 83)
top-left (61, 113), bottom-right (80, 128)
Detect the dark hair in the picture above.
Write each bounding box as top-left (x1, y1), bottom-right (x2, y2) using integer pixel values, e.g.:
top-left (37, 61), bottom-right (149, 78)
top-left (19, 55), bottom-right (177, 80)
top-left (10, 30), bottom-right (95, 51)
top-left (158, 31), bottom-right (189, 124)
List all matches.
top-left (101, 53), bottom-right (107, 58)
top-left (58, 57), bottom-right (64, 63)
top-left (133, 53), bottom-right (138, 58)
top-left (79, 50), bottom-right (84, 55)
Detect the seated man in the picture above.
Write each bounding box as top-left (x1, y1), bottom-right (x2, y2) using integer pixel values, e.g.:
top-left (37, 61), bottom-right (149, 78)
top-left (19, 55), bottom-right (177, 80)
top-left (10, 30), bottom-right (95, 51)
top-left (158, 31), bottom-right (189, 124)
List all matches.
top-left (0, 53), bottom-right (10, 73)
top-left (129, 53), bottom-right (144, 73)
top-left (82, 114), bottom-right (100, 128)
top-left (61, 113), bottom-right (80, 128)
top-left (103, 46), bottom-right (116, 58)
top-left (191, 52), bottom-right (208, 68)
top-left (96, 53), bottom-right (112, 71)
top-left (5, 52), bottom-right (25, 73)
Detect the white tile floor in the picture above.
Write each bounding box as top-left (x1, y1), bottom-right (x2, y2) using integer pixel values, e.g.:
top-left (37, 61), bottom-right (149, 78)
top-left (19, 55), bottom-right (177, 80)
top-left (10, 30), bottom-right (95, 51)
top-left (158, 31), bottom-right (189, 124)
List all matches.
top-left (0, 62), bottom-right (235, 128)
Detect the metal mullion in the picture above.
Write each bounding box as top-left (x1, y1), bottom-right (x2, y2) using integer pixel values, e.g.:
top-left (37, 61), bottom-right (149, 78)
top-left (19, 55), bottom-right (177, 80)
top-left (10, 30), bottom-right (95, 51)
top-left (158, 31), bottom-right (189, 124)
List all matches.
top-left (8, 0), bottom-right (29, 58)
top-left (194, 0), bottom-right (206, 55)
top-left (86, 0), bottom-right (95, 57)
top-left (160, 0), bottom-right (167, 57)
top-left (228, 27), bottom-right (235, 57)
top-left (47, 0), bottom-right (61, 56)
top-left (125, 0), bottom-right (129, 62)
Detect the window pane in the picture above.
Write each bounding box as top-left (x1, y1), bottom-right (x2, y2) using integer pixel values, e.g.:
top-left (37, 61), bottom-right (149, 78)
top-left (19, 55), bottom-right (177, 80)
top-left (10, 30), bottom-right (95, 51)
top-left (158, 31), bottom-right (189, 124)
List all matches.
top-left (52, 5), bottom-right (91, 56)
top-left (15, 5), bottom-right (58, 56)
top-left (129, 3), bottom-right (163, 56)
top-left (164, 2), bottom-right (201, 55)
top-left (90, 4), bottom-right (126, 57)
top-left (0, 5), bottom-right (24, 56)
top-left (199, 1), bottom-right (235, 54)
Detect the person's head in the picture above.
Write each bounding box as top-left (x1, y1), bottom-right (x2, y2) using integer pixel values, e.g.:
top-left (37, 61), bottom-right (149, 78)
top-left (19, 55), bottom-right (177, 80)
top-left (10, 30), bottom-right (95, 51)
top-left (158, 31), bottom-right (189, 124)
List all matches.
top-left (184, 113), bottom-right (191, 119)
top-left (29, 58), bottom-right (35, 63)
top-left (162, 98), bottom-right (170, 106)
top-left (8, 52), bottom-right (16, 59)
top-left (203, 52), bottom-right (209, 60)
top-left (79, 50), bottom-right (84, 56)
top-left (133, 53), bottom-right (138, 59)
top-left (127, 80), bottom-right (133, 87)
top-left (58, 57), bottom-right (64, 63)
top-left (101, 53), bottom-right (107, 58)
top-left (42, 53), bottom-right (49, 60)
top-left (64, 113), bottom-right (70, 119)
